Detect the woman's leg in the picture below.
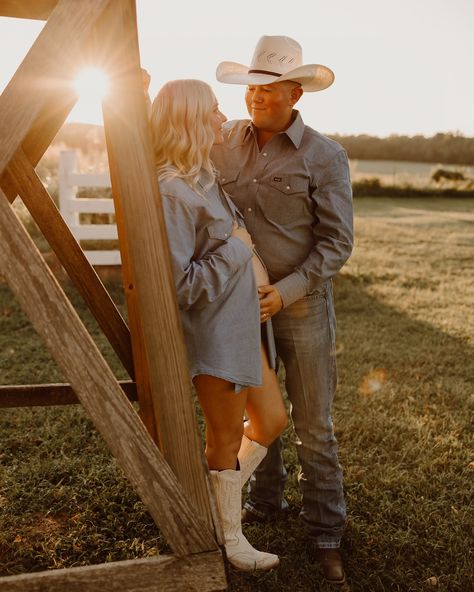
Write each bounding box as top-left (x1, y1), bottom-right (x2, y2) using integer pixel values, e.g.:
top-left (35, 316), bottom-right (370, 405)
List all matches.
top-left (193, 374), bottom-right (247, 470)
top-left (236, 344), bottom-right (288, 487)
top-left (194, 374), bottom-right (279, 571)
top-left (244, 343), bottom-right (287, 447)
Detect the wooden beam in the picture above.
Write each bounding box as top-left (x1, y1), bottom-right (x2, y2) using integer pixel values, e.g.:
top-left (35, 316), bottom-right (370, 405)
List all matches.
top-left (88, 10), bottom-right (159, 444)
top-left (0, 188), bottom-right (218, 555)
top-left (0, 87), bottom-right (78, 204)
top-left (99, 0), bottom-right (221, 541)
top-left (0, 0), bottom-right (59, 20)
top-left (0, 382), bottom-right (137, 408)
top-left (0, 0), bottom-right (111, 177)
top-left (0, 550), bottom-right (227, 592)
top-left (2, 150), bottom-right (135, 377)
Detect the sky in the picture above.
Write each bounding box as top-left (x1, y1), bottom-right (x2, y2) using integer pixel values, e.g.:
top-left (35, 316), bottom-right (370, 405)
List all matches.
top-left (0, 0), bottom-right (473, 138)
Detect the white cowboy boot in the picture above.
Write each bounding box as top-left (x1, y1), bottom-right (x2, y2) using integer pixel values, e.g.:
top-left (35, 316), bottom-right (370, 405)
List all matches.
top-left (238, 434), bottom-right (267, 485)
top-left (210, 469), bottom-right (279, 571)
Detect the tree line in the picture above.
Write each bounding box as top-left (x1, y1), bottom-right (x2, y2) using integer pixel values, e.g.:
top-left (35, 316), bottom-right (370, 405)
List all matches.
top-left (54, 124), bottom-right (474, 167)
top-left (329, 132), bottom-right (474, 166)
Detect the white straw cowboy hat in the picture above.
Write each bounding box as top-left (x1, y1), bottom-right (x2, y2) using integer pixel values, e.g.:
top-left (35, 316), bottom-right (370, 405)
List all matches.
top-left (216, 35), bottom-right (334, 92)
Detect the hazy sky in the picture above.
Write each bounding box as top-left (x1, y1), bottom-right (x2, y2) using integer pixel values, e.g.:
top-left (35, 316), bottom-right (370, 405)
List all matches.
top-left (1, 0), bottom-right (473, 137)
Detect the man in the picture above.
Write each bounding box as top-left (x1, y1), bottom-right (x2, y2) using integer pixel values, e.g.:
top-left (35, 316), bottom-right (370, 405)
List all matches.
top-left (211, 35), bottom-right (353, 585)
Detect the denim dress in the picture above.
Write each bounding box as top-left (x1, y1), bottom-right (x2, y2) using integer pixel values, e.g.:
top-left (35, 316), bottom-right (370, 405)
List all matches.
top-left (159, 175), bottom-right (262, 390)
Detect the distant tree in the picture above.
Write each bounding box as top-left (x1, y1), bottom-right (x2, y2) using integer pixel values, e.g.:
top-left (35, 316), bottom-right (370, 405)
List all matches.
top-left (329, 132), bottom-right (474, 165)
top-left (54, 124), bottom-right (474, 166)
top-left (53, 123), bottom-right (106, 154)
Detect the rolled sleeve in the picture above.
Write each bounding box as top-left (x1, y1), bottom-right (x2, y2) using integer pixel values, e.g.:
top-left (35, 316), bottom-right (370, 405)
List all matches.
top-left (162, 194), bottom-right (253, 310)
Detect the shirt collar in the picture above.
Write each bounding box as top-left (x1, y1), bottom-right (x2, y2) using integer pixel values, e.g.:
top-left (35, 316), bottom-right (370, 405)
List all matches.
top-left (243, 110), bottom-right (305, 149)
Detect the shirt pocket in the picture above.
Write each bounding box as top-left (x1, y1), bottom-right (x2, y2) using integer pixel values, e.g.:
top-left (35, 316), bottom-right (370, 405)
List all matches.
top-left (206, 219), bottom-right (233, 243)
top-left (260, 175), bottom-right (309, 225)
top-left (219, 170), bottom-right (242, 205)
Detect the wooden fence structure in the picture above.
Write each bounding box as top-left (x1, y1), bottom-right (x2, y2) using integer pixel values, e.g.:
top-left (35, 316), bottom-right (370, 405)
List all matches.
top-left (0, 1), bottom-right (227, 590)
top-left (58, 149), bottom-right (120, 266)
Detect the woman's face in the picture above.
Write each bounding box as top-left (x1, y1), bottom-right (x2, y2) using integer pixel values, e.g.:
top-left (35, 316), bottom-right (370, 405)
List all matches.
top-left (210, 99), bottom-right (227, 144)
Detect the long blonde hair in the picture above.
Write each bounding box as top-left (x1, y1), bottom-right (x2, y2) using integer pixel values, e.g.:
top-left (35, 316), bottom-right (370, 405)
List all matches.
top-left (151, 79), bottom-right (217, 193)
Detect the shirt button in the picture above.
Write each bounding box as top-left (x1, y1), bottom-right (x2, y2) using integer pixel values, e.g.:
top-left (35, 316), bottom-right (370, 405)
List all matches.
top-left (221, 177), bottom-right (226, 182)
top-left (286, 185), bottom-right (291, 190)
top-left (253, 178), bottom-right (257, 183)
top-left (247, 207), bottom-right (252, 212)
top-left (224, 232), bottom-right (228, 237)
top-left (263, 152), bottom-right (267, 157)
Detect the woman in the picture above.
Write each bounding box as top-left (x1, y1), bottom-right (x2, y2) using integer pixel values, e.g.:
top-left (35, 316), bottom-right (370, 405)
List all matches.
top-left (150, 79), bottom-right (287, 571)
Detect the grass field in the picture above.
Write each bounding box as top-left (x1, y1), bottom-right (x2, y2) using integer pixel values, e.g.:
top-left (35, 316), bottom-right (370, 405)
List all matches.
top-left (0, 197), bottom-right (473, 591)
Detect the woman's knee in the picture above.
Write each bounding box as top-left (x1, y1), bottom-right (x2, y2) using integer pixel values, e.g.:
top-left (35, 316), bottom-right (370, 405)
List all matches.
top-left (267, 408), bottom-right (288, 443)
top-left (246, 407), bottom-right (287, 447)
top-left (275, 408), bottom-right (288, 437)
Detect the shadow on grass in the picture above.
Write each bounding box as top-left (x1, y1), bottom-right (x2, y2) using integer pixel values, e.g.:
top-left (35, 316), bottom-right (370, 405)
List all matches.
top-left (0, 274), bottom-right (472, 591)
top-left (229, 273), bottom-right (473, 592)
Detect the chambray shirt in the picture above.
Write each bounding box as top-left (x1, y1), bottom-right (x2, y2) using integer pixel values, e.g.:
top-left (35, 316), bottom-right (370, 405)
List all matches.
top-left (211, 111), bottom-right (354, 307)
top-left (159, 175), bottom-right (263, 388)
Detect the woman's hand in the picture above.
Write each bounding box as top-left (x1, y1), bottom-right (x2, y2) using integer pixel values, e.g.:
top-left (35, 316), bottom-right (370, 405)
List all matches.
top-left (231, 221), bottom-right (253, 249)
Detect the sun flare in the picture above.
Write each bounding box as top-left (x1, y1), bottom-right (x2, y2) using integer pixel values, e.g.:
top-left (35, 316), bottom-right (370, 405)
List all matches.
top-left (73, 67), bottom-right (109, 101)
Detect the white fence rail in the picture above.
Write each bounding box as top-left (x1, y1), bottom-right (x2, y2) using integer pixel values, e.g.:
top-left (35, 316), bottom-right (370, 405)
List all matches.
top-left (58, 150), bottom-right (120, 265)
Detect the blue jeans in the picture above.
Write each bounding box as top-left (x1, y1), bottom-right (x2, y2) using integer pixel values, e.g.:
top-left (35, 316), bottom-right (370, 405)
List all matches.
top-left (244, 280), bottom-right (346, 548)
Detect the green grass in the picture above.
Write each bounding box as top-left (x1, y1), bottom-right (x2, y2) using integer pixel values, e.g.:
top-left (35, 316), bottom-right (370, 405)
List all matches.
top-left (1, 197), bottom-right (473, 591)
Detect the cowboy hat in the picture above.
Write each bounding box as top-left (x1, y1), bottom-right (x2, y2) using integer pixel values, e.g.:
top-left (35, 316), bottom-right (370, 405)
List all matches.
top-left (216, 35), bottom-right (334, 92)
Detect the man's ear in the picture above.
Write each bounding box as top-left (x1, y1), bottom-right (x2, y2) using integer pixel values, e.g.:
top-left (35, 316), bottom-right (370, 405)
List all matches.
top-left (290, 85), bottom-right (304, 106)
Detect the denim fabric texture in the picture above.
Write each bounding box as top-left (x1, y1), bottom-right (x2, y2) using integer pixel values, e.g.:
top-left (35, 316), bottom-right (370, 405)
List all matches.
top-left (160, 175), bottom-right (263, 389)
top-left (245, 282), bottom-right (346, 547)
top-left (212, 111), bottom-right (353, 308)
top-left (211, 111), bottom-right (353, 547)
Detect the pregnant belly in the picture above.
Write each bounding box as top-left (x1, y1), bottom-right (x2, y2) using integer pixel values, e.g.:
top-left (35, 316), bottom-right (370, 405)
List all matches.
top-left (252, 250), bottom-right (269, 287)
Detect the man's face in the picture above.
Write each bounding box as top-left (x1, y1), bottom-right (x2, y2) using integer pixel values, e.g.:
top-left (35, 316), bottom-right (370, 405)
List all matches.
top-left (245, 81), bottom-right (300, 133)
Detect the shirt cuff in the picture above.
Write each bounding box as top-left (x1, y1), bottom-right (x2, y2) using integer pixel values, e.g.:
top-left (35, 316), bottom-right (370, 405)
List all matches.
top-left (274, 272), bottom-right (310, 308)
top-left (225, 236), bottom-right (253, 271)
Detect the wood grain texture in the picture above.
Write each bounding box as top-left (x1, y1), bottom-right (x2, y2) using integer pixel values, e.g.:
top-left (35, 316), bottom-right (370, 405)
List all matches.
top-left (0, 550), bottom-right (227, 592)
top-left (0, 381), bottom-right (137, 408)
top-left (0, 0), bottom-right (110, 176)
top-left (0, 0), bottom-right (59, 20)
top-left (3, 149), bottom-right (134, 377)
top-left (0, 188), bottom-right (218, 555)
top-left (99, 0), bottom-right (222, 542)
top-left (0, 88), bottom-right (78, 204)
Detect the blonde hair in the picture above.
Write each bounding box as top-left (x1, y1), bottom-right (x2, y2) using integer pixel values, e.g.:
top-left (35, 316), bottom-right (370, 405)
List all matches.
top-left (151, 79), bottom-right (217, 193)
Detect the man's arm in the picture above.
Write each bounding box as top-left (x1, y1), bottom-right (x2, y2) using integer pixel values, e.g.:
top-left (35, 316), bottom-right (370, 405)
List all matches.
top-left (272, 149), bottom-right (354, 308)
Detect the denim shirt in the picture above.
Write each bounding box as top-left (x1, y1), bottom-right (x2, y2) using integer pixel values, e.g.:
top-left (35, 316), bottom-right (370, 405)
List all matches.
top-left (211, 111), bottom-right (354, 308)
top-left (159, 175), bottom-right (262, 388)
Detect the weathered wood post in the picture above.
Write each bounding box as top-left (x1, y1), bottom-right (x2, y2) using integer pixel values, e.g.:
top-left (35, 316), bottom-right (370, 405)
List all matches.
top-left (0, 1), bottom-right (227, 587)
top-left (97, 0), bottom-right (222, 538)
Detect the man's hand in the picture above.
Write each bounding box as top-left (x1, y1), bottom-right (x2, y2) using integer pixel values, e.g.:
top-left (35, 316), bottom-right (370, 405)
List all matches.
top-left (258, 284), bottom-right (283, 322)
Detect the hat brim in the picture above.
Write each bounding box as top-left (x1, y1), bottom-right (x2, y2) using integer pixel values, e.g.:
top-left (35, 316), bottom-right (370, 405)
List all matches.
top-left (216, 61), bottom-right (334, 92)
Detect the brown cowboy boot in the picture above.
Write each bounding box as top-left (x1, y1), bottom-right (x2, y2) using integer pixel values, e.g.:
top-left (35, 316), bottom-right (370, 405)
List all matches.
top-left (314, 548), bottom-right (346, 585)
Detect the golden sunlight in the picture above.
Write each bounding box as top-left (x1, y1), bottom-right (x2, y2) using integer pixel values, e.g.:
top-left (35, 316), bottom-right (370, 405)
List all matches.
top-left (69, 67), bottom-right (110, 125)
top-left (73, 67), bottom-right (110, 101)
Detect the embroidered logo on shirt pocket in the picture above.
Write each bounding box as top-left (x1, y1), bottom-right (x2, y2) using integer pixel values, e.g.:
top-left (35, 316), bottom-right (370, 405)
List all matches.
top-left (269, 175), bottom-right (307, 195)
top-left (261, 175), bottom-right (309, 225)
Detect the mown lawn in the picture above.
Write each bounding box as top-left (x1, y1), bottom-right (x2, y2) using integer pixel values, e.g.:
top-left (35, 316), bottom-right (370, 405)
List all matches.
top-left (1, 197), bottom-right (473, 591)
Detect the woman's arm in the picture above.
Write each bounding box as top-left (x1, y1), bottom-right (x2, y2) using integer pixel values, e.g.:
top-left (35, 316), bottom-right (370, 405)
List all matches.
top-left (161, 194), bottom-right (253, 310)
